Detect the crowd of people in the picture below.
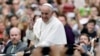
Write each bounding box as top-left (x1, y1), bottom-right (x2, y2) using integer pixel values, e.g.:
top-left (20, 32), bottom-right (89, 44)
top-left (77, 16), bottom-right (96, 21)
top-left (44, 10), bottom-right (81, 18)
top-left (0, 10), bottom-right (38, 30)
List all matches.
top-left (0, 0), bottom-right (100, 56)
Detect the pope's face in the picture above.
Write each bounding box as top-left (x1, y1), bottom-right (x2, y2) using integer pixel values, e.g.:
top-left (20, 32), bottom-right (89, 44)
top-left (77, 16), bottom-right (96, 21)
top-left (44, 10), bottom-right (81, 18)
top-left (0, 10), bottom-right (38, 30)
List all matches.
top-left (40, 6), bottom-right (52, 23)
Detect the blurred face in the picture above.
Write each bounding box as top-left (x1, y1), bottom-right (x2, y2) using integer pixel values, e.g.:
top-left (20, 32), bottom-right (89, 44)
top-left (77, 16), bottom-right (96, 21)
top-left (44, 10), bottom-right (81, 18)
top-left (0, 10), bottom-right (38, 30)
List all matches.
top-left (58, 16), bottom-right (66, 25)
top-left (79, 35), bottom-right (89, 45)
top-left (2, 5), bottom-right (10, 16)
top-left (12, 0), bottom-right (20, 11)
top-left (41, 6), bottom-right (52, 23)
top-left (28, 17), bottom-right (35, 25)
top-left (87, 22), bottom-right (95, 32)
top-left (26, 8), bottom-right (33, 16)
top-left (91, 7), bottom-right (98, 16)
top-left (3, 34), bottom-right (9, 42)
top-left (40, 0), bottom-right (47, 5)
top-left (10, 29), bottom-right (21, 45)
top-left (11, 16), bottom-right (19, 27)
top-left (0, 23), bottom-right (5, 33)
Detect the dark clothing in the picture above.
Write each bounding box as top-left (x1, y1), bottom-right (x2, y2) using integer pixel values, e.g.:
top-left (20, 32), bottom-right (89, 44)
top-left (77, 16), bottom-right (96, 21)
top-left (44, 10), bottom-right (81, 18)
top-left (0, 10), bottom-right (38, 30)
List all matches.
top-left (64, 24), bottom-right (75, 55)
top-left (64, 24), bottom-right (75, 45)
top-left (21, 29), bottom-right (26, 41)
top-left (81, 27), bottom-right (97, 38)
top-left (6, 26), bottom-right (13, 36)
top-left (66, 44), bottom-right (75, 55)
top-left (3, 41), bottom-right (12, 53)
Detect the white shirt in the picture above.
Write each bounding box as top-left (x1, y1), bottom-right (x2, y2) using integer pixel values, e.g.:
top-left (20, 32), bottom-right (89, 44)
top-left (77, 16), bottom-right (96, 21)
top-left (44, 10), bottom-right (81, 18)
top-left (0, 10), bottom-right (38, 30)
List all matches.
top-left (33, 16), bottom-right (67, 47)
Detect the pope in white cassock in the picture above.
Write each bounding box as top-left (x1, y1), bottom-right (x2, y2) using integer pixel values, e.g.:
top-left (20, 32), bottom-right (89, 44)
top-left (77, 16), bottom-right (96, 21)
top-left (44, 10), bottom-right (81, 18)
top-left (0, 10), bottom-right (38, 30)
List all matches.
top-left (32, 3), bottom-right (67, 47)
top-left (31, 3), bottom-right (67, 56)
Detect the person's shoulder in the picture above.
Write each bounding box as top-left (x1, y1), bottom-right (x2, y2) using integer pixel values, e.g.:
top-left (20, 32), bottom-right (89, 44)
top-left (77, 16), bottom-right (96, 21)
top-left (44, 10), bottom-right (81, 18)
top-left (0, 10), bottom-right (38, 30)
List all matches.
top-left (52, 16), bottom-right (59, 23)
top-left (53, 17), bottom-right (63, 25)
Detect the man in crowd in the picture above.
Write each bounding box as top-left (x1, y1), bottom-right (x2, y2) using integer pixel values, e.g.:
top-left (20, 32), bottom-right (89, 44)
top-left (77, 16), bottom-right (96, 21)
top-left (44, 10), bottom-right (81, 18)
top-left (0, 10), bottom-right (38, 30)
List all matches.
top-left (6, 27), bottom-right (27, 54)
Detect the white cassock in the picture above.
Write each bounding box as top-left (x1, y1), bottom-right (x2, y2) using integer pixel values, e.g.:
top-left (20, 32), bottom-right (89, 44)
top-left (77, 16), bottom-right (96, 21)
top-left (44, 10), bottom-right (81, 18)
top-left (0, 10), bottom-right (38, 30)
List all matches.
top-left (33, 16), bottom-right (67, 47)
